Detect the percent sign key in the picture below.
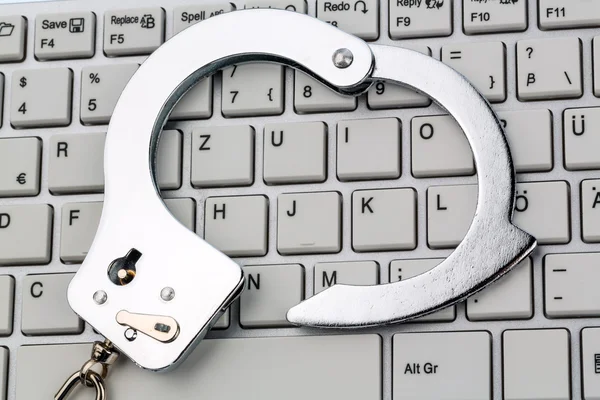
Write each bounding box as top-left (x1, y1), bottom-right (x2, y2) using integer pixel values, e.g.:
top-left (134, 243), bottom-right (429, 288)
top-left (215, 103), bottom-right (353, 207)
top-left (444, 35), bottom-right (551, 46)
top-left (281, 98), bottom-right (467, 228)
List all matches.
top-left (89, 73), bottom-right (101, 84)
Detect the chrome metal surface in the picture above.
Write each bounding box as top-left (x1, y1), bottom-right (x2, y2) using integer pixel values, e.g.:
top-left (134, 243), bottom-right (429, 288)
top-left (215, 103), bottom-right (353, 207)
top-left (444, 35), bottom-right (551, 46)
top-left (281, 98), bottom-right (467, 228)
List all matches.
top-left (287, 45), bottom-right (537, 326)
top-left (67, 9), bottom-right (374, 372)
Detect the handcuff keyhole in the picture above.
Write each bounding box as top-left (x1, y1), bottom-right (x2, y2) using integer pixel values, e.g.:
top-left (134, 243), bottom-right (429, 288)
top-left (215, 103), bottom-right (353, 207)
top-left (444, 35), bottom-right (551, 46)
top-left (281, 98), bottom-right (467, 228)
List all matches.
top-left (107, 248), bottom-right (142, 286)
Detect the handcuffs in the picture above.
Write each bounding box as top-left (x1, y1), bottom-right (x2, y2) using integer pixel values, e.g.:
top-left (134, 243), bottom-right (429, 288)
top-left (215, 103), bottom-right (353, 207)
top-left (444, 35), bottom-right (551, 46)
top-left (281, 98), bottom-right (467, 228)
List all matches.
top-left (56, 8), bottom-right (536, 399)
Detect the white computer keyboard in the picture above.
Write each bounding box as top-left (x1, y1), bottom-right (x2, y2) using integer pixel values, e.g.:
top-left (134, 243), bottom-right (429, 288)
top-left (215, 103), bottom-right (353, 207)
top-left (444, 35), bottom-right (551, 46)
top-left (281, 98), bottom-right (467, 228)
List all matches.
top-left (0, 0), bottom-right (599, 398)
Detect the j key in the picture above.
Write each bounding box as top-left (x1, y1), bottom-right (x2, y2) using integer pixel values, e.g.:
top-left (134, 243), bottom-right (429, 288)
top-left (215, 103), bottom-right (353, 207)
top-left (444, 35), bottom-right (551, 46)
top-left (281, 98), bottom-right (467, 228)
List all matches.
top-left (539, 0), bottom-right (600, 30)
top-left (204, 195), bottom-right (268, 256)
top-left (0, 276), bottom-right (14, 336)
top-left (545, 252), bottom-right (600, 317)
top-left (103, 8), bottom-right (165, 56)
top-left (390, 259), bottom-right (456, 322)
top-left (277, 191), bottom-right (341, 254)
top-left (314, 261), bottom-right (379, 294)
top-left (393, 331), bottom-right (490, 399)
top-left (173, 4), bottom-right (235, 34)
top-left (0, 204), bottom-right (52, 265)
top-left (352, 189), bottom-right (416, 251)
top-left (0, 16), bottom-right (26, 62)
top-left (240, 264), bottom-right (304, 327)
top-left (21, 274), bottom-right (83, 335)
top-left (389, 0), bottom-right (453, 39)
top-left (503, 329), bottom-right (570, 400)
top-left (463, 0), bottom-right (527, 34)
top-left (264, 122), bottom-right (327, 184)
top-left (0, 137), bottom-right (41, 197)
top-left (35, 12), bottom-right (95, 60)
top-left (222, 64), bottom-right (284, 117)
top-left (442, 41), bottom-right (506, 103)
top-left (467, 258), bottom-right (533, 321)
top-left (517, 37), bottom-right (582, 101)
top-left (17, 336), bottom-right (381, 399)
top-left (191, 125), bottom-right (254, 187)
top-left (564, 107), bottom-right (600, 170)
top-left (337, 118), bottom-right (401, 181)
top-left (316, 0), bottom-right (379, 40)
top-left (11, 68), bottom-right (72, 128)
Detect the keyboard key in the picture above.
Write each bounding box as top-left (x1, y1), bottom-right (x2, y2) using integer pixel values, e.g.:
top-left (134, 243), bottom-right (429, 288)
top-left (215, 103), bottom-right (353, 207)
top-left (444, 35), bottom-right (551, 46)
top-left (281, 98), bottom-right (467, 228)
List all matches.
top-left (164, 198), bottom-right (196, 232)
top-left (582, 179), bottom-right (600, 242)
top-left (503, 329), bottom-right (570, 400)
top-left (390, 259), bottom-right (456, 322)
top-left (314, 261), bottom-right (379, 294)
top-left (367, 45), bottom-right (431, 109)
top-left (0, 16), bottom-right (26, 62)
top-left (17, 336), bottom-right (381, 399)
top-left (35, 12), bottom-right (95, 60)
top-left (467, 258), bottom-right (533, 321)
top-left (316, 0), bottom-right (379, 40)
top-left (277, 191), bottom-right (341, 254)
top-left (205, 195), bottom-right (268, 257)
top-left (582, 328), bottom-right (600, 399)
top-left (11, 68), bottom-right (72, 128)
top-left (337, 118), bottom-right (401, 181)
top-left (463, 0), bottom-right (527, 34)
top-left (0, 347), bottom-right (6, 400)
top-left (517, 37), bottom-right (582, 101)
top-left (539, 0), bottom-right (600, 30)
top-left (222, 64), bottom-right (284, 117)
top-left (21, 274), bottom-right (83, 335)
top-left (513, 181), bottom-right (571, 244)
top-left (352, 189), bottom-right (416, 251)
top-left (0, 74), bottom-right (3, 127)
top-left (0, 204), bottom-right (52, 265)
top-left (240, 264), bottom-right (304, 327)
top-left (545, 252), bottom-right (600, 317)
top-left (170, 78), bottom-right (213, 120)
top-left (0, 137), bottom-right (41, 197)
top-left (173, 4), bottom-right (235, 34)
top-left (0, 276), bottom-right (14, 336)
top-left (263, 121), bottom-right (326, 184)
top-left (442, 41), bottom-right (506, 102)
top-left (427, 184), bottom-right (477, 248)
top-left (80, 64), bottom-right (139, 125)
top-left (60, 202), bottom-right (102, 263)
top-left (411, 115), bottom-right (474, 178)
top-left (294, 71), bottom-right (357, 113)
top-left (49, 133), bottom-right (104, 194)
top-left (49, 130), bottom-right (179, 194)
top-left (389, 0), bottom-right (452, 39)
top-left (595, 37), bottom-right (599, 97)
top-left (245, 0), bottom-right (307, 13)
top-left (393, 331), bottom-right (490, 399)
top-left (564, 107), bottom-right (600, 170)
top-left (191, 125), bottom-right (254, 187)
top-left (104, 8), bottom-right (165, 56)
top-left (498, 109), bottom-right (553, 173)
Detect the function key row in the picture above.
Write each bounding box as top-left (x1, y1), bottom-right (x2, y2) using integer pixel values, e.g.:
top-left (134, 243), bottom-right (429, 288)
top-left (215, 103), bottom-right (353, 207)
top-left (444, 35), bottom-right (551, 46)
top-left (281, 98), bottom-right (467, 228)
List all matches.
top-left (2, 0), bottom-right (600, 63)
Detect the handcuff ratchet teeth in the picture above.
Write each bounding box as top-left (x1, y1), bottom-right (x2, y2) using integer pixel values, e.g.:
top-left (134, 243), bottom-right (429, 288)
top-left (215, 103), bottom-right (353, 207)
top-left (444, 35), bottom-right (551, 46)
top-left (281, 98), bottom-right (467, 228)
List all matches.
top-left (63, 7), bottom-right (535, 386)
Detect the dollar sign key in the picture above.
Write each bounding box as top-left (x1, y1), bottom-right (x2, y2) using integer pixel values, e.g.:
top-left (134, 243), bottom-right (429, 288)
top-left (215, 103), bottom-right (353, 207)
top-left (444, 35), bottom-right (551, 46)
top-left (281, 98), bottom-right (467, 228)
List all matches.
top-left (19, 77), bottom-right (27, 88)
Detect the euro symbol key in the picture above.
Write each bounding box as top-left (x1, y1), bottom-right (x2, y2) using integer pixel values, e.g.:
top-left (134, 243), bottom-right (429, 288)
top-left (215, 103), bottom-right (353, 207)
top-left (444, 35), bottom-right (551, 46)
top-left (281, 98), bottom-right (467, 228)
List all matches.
top-left (16, 173), bottom-right (26, 185)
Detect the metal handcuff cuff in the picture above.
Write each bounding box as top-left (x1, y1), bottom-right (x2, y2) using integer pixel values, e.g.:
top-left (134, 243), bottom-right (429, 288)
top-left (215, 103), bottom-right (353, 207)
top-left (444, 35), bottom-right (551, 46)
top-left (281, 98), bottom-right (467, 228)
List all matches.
top-left (56, 8), bottom-right (536, 399)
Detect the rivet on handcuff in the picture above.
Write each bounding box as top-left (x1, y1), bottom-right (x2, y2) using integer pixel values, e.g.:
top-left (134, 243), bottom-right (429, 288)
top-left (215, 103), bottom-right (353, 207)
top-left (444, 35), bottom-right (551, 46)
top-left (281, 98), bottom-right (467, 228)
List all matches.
top-left (56, 8), bottom-right (536, 400)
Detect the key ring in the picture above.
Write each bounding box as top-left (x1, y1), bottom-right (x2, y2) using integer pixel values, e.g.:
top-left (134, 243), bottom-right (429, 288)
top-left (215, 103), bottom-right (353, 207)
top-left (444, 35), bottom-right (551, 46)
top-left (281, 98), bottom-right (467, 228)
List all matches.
top-left (62, 8), bottom-right (535, 378)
